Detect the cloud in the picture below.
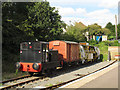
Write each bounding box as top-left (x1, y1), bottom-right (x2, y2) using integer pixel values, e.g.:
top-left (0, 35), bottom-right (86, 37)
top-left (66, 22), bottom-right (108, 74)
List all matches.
top-left (56, 7), bottom-right (75, 16)
top-left (48, 0), bottom-right (119, 8)
top-left (47, 0), bottom-right (117, 27)
top-left (48, 0), bottom-right (99, 5)
top-left (56, 6), bottom-right (86, 17)
top-left (60, 8), bottom-right (115, 27)
top-left (98, 0), bottom-right (119, 8)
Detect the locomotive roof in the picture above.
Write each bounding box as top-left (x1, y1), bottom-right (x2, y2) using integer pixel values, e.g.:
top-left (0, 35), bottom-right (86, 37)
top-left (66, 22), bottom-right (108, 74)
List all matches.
top-left (21, 41), bottom-right (49, 44)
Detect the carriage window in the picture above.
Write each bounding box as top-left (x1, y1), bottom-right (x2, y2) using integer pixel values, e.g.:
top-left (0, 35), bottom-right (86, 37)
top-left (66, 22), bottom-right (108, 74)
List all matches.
top-left (20, 43), bottom-right (28, 50)
top-left (34, 43), bottom-right (41, 50)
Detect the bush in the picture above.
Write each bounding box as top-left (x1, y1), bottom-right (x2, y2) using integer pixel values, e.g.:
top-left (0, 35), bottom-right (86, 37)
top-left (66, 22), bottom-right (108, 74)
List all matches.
top-left (108, 36), bottom-right (116, 40)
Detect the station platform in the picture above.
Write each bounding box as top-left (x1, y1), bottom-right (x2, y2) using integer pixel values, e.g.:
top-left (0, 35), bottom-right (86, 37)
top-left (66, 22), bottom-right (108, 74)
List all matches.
top-left (58, 62), bottom-right (118, 89)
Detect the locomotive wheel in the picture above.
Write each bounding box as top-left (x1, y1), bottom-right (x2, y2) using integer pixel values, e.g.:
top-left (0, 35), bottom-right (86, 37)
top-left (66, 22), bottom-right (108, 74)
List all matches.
top-left (29, 72), bottom-right (34, 76)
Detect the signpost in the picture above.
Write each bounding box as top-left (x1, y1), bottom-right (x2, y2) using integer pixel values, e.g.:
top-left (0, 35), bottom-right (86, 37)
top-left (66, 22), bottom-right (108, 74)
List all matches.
top-left (115, 15), bottom-right (118, 40)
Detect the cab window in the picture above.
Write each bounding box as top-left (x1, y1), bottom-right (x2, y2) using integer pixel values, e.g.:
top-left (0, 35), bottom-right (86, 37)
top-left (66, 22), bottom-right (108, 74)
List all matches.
top-left (20, 42), bottom-right (28, 50)
top-left (34, 42), bottom-right (41, 50)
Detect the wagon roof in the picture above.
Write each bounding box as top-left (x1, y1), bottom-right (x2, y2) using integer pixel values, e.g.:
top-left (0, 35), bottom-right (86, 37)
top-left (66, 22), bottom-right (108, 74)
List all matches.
top-left (49, 40), bottom-right (78, 44)
top-left (64, 41), bottom-right (78, 44)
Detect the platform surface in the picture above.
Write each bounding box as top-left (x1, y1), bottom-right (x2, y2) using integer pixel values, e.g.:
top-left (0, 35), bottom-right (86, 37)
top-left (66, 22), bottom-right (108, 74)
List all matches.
top-left (59, 61), bottom-right (118, 89)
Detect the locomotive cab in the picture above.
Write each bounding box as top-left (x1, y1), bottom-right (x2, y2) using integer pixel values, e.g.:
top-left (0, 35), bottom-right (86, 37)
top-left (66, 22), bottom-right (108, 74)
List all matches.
top-left (20, 41), bottom-right (49, 63)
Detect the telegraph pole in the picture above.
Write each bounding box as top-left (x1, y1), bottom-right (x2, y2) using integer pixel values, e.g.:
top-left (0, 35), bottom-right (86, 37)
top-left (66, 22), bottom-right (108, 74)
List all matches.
top-left (115, 15), bottom-right (118, 40)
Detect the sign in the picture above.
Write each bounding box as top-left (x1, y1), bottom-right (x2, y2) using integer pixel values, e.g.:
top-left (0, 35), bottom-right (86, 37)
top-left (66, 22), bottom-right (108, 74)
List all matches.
top-left (53, 41), bottom-right (60, 46)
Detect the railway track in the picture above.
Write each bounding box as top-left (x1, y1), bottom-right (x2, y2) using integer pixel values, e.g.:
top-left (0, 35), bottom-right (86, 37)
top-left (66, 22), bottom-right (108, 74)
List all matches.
top-left (0, 60), bottom-right (117, 90)
top-left (1, 75), bottom-right (30, 84)
top-left (0, 74), bottom-right (46, 90)
top-left (41, 60), bottom-right (117, 90)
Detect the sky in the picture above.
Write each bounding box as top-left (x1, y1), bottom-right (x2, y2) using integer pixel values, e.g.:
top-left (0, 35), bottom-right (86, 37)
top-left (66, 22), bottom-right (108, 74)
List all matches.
top-left (47, 0), bottom-right (119, 27)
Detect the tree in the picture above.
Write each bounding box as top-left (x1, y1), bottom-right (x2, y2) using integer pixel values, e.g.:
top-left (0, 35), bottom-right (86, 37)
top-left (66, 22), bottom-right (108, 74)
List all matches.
top-left (2, 2), bottom-right (33, 54)
top-left (2, 2), bottom-right (35, 72)
top-left (117, 24), bottom-right (120, 39)
top-left (20, 2), bottom-right (66, 41)
top-left (63, 22), bottom-right (87, 42)
top-left (85, 23), bottom-right (111, 36)
top-left (105, 22), bottom-right (115, 36)
top-left (105, 22), bottom-right (120, 39)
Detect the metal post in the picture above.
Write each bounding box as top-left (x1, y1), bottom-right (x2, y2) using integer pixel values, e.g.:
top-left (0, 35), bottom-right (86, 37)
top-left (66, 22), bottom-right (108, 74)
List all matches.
top-left (115, 15), bottom-right (118, 40)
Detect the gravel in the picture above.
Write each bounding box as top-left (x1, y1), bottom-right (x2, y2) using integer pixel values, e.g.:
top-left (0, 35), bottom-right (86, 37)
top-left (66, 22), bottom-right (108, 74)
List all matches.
top-left (16, 60), bottom-right (115, 88)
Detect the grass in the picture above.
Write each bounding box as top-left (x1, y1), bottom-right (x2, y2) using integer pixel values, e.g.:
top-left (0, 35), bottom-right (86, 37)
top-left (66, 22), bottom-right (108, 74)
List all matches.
top-left (2, 71), bottom-right (28, 81)
top-left (0, 83), bottom-right (2, 86)
top-left (95, 42), bottom-right (108, 61)
top-left (45, 83), bottom-right (53, 87)
top-left (56, 81), bottom-right (63, 84)
top-left (88, 40), bottom-right (120, 61)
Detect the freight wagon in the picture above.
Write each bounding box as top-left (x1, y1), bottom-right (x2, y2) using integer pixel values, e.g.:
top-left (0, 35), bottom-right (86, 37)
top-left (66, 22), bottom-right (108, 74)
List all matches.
top-left (79, 44), bottom-right (100, 64)
top-left (49, 40), bottom-right (80, 66)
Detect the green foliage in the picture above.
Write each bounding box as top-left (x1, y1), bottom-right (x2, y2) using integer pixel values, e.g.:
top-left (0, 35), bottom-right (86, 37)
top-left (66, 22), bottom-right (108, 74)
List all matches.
top-left (105, 22), bottom-right (115, 37)
top-left (63, 22), bottom-right (87, 42)
top-left (46, 83), bottom-right (53, 87)
top-left (20, 2), bottom-right (66, 41)
top-left (103, 40), bottom-right (120, 46)
top-left (117, 24), bottom-right (120, 38)
top-left (15, 69), bottom-right (18, 75)
top-left (2, 2), bottom-right (33, 73)
top-left (87, 39), bottom-right (98, 45)
top-left (108, 36), bottom-right (116, 40)
top-left (105, 22), bottom-right (120, 39)
top-left (85, 23), bottom-right (111, 36)
top-left (0, 83), bottom-right (2, 86)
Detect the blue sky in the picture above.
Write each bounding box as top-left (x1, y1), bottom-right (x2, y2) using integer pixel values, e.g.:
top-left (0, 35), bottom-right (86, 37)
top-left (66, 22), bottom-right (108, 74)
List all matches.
top-left (47, 0), bottom-right (119, 27)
